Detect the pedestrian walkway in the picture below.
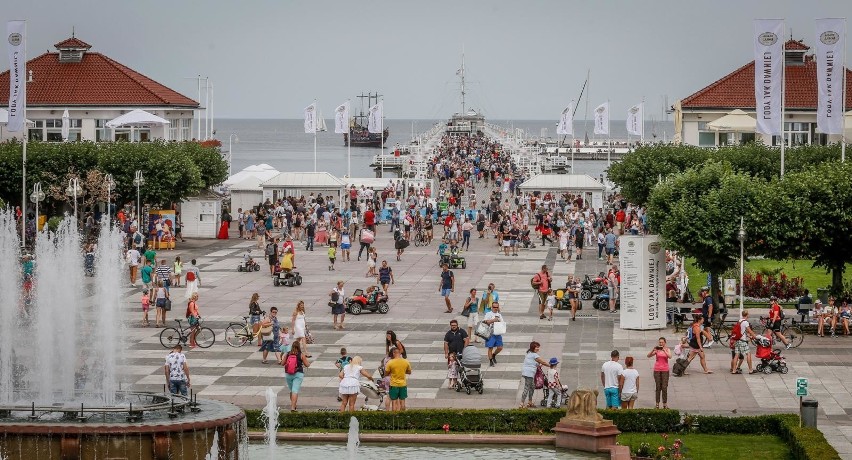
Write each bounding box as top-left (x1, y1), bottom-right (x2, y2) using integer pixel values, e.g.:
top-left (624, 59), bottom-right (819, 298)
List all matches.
top-left (114, 225), bottom-right (852, 457)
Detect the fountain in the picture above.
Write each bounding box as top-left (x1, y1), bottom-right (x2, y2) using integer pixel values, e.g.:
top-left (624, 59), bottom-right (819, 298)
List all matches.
top-left (0, 212), bottom-right (245, 460)
top-left (346, 416), bottom-right (359, 460)
top-left (260, 387), bottom-right (278, 458)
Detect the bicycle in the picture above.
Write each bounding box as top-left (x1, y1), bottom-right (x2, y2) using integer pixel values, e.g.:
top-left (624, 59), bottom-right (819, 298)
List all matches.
top-left (413, 230), bottom-right (430, 247)
top-left (225, 315), bottom-right (259, 348)
top-left (160, 318), bottom-right (215, 349)
top-left (757, 316), bottom-right (804, 349)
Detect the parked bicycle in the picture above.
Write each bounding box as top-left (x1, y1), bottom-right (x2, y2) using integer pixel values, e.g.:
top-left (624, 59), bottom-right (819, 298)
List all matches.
top-left (757, 316), bottom-right (804, 348)
top-left (225, 315), bottom-right (261, 348)
top-left (160, 318), bottom-right (215, 349)
top-left (412, 230), bottom-right (430, 247)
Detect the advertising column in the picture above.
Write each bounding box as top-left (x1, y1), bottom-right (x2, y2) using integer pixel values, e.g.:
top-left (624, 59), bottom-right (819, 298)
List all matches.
top-left (619, 235), bottom-right (666, 330)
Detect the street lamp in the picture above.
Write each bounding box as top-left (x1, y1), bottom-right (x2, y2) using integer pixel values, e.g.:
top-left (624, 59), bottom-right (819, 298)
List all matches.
top-left (105, 174), bottom-right (115, 228)
top-left (65, 178), bottom-right (83, 225)
top-left (30, 182), bottom-right (45, 234)
top-left (737, 216), bottom-right (747, 318)
top-left (228, 134), bottom-right (239, 178)
top-left (133, 171), bottom-right (145, 228)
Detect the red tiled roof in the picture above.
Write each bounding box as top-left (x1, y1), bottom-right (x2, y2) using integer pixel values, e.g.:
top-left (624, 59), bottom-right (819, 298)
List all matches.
top-left (681, 55), bottom-right (852, 110)
top-left (0, 50), bottom-right (198, 108)
top-left (54, 37), bottom-right (92, 49)
top-left (784, 40), bottom-right (809, 51)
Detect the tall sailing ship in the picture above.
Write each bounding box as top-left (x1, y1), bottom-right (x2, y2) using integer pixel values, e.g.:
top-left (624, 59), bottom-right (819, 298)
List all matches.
top-left (343, 92), bottom-right (389, 147)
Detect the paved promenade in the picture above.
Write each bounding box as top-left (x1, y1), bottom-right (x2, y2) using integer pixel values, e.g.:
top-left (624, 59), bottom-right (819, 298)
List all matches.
top-left (114, 217), bottom-right (852, 457)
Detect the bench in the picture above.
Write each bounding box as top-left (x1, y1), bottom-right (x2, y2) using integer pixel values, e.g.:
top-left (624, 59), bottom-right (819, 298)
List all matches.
top-left (796, 303), bottom-right (815, 323)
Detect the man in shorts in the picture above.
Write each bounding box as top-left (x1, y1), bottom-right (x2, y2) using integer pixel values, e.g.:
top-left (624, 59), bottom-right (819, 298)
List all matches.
top-left (600, 350), bottom-right (622, 409)
top-left (164, 344), bottom-right (191, 396)
top-left (439, 264), bottom-right (455, 313)
top-left (483, 302), bottom-right (505, 366)
top-left (731, 309), bottom-right (756, 374)
top-left (532, 265), bottom-right (552, 319)
top-left (385, 347), bottom-right (412, 411)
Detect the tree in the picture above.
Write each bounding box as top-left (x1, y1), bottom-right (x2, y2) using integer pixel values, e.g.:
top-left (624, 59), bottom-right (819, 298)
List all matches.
top-left (606, 144), bottom-right (708, 205)
top-left (756, 161), bottom-right (852, 294)
top-left (646, 161), bottom-right (766, 295)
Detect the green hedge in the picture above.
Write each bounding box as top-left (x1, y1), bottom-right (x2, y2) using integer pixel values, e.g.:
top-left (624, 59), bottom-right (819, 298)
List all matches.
top-left (244, 409), bottom-right (839, 460)
top-left (245, 408), bottom-right (679, 434)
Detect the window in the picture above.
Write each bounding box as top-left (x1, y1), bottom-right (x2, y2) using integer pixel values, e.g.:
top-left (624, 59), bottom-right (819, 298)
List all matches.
top-left (698, 132), bottom-right (716, 147)
top-left (96, 119), bottom-right (112, 142)
top-left (741, 133), bottom-right (756, 144)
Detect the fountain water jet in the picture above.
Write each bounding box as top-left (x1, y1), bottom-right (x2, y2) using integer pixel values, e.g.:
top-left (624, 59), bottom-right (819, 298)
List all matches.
top-left (261, 387), bottom-right (279, 459)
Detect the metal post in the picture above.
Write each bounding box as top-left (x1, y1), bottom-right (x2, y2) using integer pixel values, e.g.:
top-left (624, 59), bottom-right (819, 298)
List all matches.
top-left (31, 182), bottom-right (43, 235)
top-left (228, 134), bottom-right (238, 178)
top-left (780, 22), bottom-right (786, 178)
top-left (738, 216), bottom-right (746, 318)
top-left (134, 171), bottom-right (144, 228)
top-left (21, 138), bottom-right (27, 247)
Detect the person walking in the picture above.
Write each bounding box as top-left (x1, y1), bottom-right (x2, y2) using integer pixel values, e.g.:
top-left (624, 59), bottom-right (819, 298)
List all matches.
top-left (282, 341), bottom-right (311, 412)
top-left (172, 256), bottom-right (183, 287)
top-left (484, 302), bottom-right (505, 366)
top-left (330, 281), bottom-right (346, 330)
top-left (730, 309), bottom-right (757, 374)
top-left (768, 296), bottom-right (791, 348)
top-left (520, 341), bottom-right (549, 408)
top-left (377, 260), bottom-right (395, 295)
top-left (385, 330), bottom-right (407, 359)
top-left (532, 265), bottom-right (552, 319)
top-left (545, 358), bottom-right (564, 408)
top-left (443, 319), bottom-right (469, 360)
top-left (463, 288), bottom-right (480, 343)
top-left (601, 350), bottom-right (623, 409)
top-left (338, 356), bottom-right (373, 412)
top-left (385, 347), bottom-right (412, 412)
top-left (686, 314), bottom-right (712, 374)
top-left (154, 281), bottom-right (169, 327)
top-left (126, 246), bottom-right (141, 286)
top-left (260, 307), bottom-right (281, 364)
top-left (618, 356), bottom-right (639, 409)
top-left (164, 344), bottom-right (191, 396)
top-left (647, 337), bottom-right (671, 409)
top-left (439, 264), bottom-right (455, 313)
top-left (291, 301), bottom-right (309, 356)
top-left (183, 259), bottom-right (200, 300)
top-left (185, 292), bottom-right (201, 348)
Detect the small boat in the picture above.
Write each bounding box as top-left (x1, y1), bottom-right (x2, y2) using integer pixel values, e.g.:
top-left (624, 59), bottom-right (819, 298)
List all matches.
top-left (343, 92), bottom-right (389, 147)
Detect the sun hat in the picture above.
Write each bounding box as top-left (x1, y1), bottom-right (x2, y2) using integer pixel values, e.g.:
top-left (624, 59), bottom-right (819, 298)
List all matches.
top-left (549, 357), bottom-right (559, 365)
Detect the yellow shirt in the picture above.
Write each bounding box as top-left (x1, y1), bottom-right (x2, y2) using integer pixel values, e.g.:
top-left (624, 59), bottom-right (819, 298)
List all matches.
top-left (281, 253), bottom-right (294, 270)
top-left (385, 358), bottom-right (412, 387)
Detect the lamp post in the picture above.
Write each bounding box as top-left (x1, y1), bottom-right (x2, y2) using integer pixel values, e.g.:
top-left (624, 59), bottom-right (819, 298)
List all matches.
top-left (134, 171), bottom-right (145, 228)
top-left (105, 174), bottom-right (115, 228)
top-left (65, 178), bottom-right (82, 226)
top-left (228, 134), bottom-right (239, 178)
top-left (30, 182), bottom-right (45, 235)
top-left (737, 216), bottom-right (747, 318)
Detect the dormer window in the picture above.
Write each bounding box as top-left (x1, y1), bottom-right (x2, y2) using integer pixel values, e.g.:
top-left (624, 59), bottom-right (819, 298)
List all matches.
top-left (53, 36), bottom-right (92, 64)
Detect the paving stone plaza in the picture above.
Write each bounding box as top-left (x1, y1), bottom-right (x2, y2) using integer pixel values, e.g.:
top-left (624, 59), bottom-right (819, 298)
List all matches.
top-left (115, 211), bottom-right (852, 457)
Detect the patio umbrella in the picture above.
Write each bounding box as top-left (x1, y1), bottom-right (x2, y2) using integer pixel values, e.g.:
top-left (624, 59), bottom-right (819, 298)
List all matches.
top-left (672, 99), bottom-right (683, 144)
top-left (61, 109), bottom-right (70, 141)
top-left (706, 109), bottom-right (756, 132)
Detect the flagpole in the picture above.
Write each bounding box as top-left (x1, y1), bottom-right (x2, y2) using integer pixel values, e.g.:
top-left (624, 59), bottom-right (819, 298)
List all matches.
top-left (607, 99), bottom-right (611, 167)
top-left (380, 101), bottom-right (384, 179)
top-left (641, 99), bottom-right (645, 144)
top-left (780, 22), bottom-right (786, 178)
top-left (313, 99), bottom-right (317, 172)
top-left (843, 19), bottom-right (848, 163)
top-left (347, 103), bottom-right (352, 178)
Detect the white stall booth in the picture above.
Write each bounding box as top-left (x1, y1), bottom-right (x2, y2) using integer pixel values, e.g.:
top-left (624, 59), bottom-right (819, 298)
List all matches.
top-left (517, 174), bottom-right (606, 210)
top-left (180, 191), bottom-right (223, 238)
top-left (260, 172), bottom-right (346, 206)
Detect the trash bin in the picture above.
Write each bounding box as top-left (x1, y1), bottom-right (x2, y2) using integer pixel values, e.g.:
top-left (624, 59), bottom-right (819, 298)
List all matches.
top-left (801, 399), bottom-right (818, 428)
top-left (817, 288), bottom-right (830, 305)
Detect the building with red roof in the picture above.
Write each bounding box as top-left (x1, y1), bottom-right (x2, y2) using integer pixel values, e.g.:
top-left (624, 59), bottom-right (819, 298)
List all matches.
top-left (0, 35), bottom-right (198, 142)
top-left (676, 40), bottom-right (852, 147)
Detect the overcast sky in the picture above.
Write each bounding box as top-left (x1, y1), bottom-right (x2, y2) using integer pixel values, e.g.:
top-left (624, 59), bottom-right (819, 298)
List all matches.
top-left (5, 0), bottom-right (851, 119)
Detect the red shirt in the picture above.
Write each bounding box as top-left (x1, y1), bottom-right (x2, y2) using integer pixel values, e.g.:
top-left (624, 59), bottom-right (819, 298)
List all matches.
top-left (615, 210), bottom-right (626, 223)
top-left (364, 210), bottom-right (375, 226)
top-left (770, 302), bottom-right (782, 321)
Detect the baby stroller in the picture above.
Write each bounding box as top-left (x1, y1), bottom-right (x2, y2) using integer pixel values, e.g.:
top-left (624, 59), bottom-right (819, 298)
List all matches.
top-left (519, 230), bottom-right (536, 249)
top-left (359, 379), bottom-right (387, 411)
top-left (754, 333), bottom-right (788, 374)
top-left (84, 251), bottom-right (95, 277)
top-left (540, 380), bottom-right (570, 408)
top-left (454, 345), bottom-right (484, 395)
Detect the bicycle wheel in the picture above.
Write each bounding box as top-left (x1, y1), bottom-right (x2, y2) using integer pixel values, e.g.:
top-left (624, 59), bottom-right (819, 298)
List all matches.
top-left (786, 326), bottom-right (804, 348)
top-left (195, 327), bottom-right (216, 348)
top-left (160, 327), bottom-right (182, 348)
top-left (225, 324), bottom-right (250, 348)
top-left (717, 324), bottom-right (731, 342)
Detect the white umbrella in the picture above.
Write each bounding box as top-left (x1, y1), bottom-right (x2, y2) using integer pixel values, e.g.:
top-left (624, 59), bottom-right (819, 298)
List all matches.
top-left (106, 109), bottom-right (170, 128)
top-left (706, 109), bottom-right (757, 132)
top-left (61, 109), bottom-right (70, 141)
top-left (672, 99), bottom-right (683, 144)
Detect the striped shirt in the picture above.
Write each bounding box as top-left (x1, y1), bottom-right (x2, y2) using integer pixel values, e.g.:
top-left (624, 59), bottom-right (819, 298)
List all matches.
top-left (155, 265), bottom-right (172, 282)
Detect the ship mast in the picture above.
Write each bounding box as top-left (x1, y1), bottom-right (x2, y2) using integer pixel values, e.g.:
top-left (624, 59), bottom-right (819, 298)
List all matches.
top-left (459, 49), bottom-right (466, 115)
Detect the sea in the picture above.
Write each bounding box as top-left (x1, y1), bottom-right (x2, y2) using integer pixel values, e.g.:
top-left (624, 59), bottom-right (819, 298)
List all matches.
top-left (215, 118), bottom-right (674, 180)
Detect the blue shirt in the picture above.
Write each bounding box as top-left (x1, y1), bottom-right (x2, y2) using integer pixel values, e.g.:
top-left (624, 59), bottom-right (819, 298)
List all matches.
top-left (522, 351), bottom-right (540, 378)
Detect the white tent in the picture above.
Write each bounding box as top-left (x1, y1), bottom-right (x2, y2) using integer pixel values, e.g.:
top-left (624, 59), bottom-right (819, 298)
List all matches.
top-left (518, 174), bottom-right (607, 210)
top-left (706, 109), bottom-right (756, 132)
top-left (106, 109), bottom-right (170, 128)
top-left (224, 163), bottom-right (280, 187)
top-left (260, 172), bottom-right (347, 203)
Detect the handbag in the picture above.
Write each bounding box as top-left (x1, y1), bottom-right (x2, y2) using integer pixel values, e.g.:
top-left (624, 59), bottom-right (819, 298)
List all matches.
top-left (474, 321), bottom-right (492, 340)
top-left (163, 299), bottom-right (172, 311)
top-left (461, 306), bottom-right (471, 317)
top-left (492, 320), bottom-right (507, 336)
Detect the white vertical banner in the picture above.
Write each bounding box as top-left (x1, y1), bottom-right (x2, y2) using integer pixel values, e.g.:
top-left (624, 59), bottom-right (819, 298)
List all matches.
top-left (815, 18), bottom-right (846, 135)
top-left (753, 19), bottom-right (784, 135)
top-left (303, 102), bottom-right (317, 133)
top-left (556, 102), bottom-right (574, 135)
top-left (6, 20), bottom-right (26, 133)
top-left (626, 102), bottom-right (644, 136)
top-left (593, 102), bottom-right (609, 135)
top-left (619, 235), bottom-right (666, 330)
top-left (368, 101), bottom-right (383, 134)
top-left (334, 101), bottom-right (350, 134)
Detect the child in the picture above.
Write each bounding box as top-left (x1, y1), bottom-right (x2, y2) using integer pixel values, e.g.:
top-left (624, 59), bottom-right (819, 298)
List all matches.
top-left (335, 348), bottom-right (353, 402)
top-left (141, 289), bottom-right (150, 327)
top-left (545, 289), bottom-right (557, 321)
top-left (328, 245), bottom-right (337, 271)
top-left (674, 336), bottom-right (688, 359)
top-left (437, 239), bottom-right (449, 257)
top-left (545, 357), bottom-right (563, 408)
top-left (447, 353), bottom-right (459, 389)
top-left (278, 326), bottom-right (292, 354)
top-left (172, 256), bottom-right (182, 287)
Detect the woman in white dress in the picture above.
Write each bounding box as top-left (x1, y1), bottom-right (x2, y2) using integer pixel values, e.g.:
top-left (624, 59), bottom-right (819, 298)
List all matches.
top-left (291, 301), bottom-right (309, 356)
top-left (338, 356), bottom-right (373, 412)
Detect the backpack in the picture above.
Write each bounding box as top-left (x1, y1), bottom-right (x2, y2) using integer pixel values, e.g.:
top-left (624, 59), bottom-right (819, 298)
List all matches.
top-left (265, 243), bottom-right (275, 256)
top-left (185, 271), bottom-right (196, 282)
top-left (283, 353), bottom-right (299, 374)
top-left (730, 320), bottom-right (746, 341)
top-left (531, 273), bottom-right (541, 290)
top-left (534, 365), bottom-right (546, 389)
top-left (134, 232), bottom-right (143, 245)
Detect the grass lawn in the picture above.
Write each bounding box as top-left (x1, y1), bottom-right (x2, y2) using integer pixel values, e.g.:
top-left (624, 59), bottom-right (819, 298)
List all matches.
top-left (617, 433), bottom-right (790, 460)
top-left (684, 258), bottom-right (851, 299)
